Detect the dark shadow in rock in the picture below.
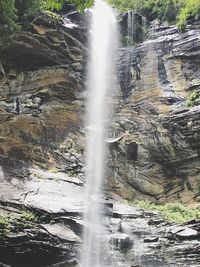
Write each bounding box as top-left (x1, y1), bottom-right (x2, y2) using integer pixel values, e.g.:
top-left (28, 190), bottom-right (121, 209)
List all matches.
top-left (0, 243), bottom-right (74, 267)
top-left (0, 156), bottom-right (31, 183)
top-left (126, 142), bottom-right (138, 161)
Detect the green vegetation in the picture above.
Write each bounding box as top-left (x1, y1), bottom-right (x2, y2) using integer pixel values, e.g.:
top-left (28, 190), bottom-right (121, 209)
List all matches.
top-left (43, 0), bottom-right (93, 12)
top-left (134, 200), bottom-right (200, 223)
top-left (0, 0), bottom-right (20, 37)
top-left (15, 0), bottom-right (41, 16)
top-left (109, 0), bottom-right (200, 29)
top-left (0, 210), bottom-right (52, 237)
top-left (177, 0), bottom-right (200, 30)
top-left (41, 0), bottom-right (200, 29)
top-left (0, 0), bottom-right (200, 38)
top-left (187, 91), bottom-right (200, 107)
top-left (0, 0), bottom-right (92, 37)
top-left (0, 216), bottom-right (11, 235)
top-left (109, 0), bottom-right (182, 21)
top-left (0, 211), bottom-right (38, 236)
top-left (15, 211), bottom-right (39, 228)
top-left (0, 0), bottom-right (41, 37)
top-left (43, 10), bottom-right (63, 24)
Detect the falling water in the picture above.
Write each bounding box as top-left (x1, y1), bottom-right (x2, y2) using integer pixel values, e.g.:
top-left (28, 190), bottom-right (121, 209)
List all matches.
top-left (127, 11), bottom-right (133, 44)
top-left (80, 0), bottom-right (118, 266)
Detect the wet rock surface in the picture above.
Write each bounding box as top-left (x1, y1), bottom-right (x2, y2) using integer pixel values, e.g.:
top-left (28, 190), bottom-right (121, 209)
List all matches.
top-left (0, 197), bottom-right (200, 267)
top-left (0, 10), bottom-right (86, 195)
top-left (0, 10), bottom-right (86, 266)
top-left (110, 204), bottom-right (200, 267)
top-left (0, 167), bottom-right (84, 266)
top-left (0, 7), bottom-right (200, 267)
top-left (108, 21), bottom-right (200, 204)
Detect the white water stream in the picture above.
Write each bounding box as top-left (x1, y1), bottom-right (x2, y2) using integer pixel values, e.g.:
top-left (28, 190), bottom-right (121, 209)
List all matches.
top-left (80, 0), bottom-right (118, 266)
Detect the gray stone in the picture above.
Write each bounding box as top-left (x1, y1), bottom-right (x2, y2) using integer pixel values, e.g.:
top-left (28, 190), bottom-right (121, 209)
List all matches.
top-left (8, 69), bottom-right (17, 78)
top-left (110, 233), bottom-right (133, 251)
top-left (176, 228), bottom-right (198, 239)
top-left (41, 223), bottom-right (81, 242)
top-left (113, 204), bottom-right (144, 218)
top-left (0, 61), bottom-right (5, 77)
top-left (144, 236), bottom-right (159, 243)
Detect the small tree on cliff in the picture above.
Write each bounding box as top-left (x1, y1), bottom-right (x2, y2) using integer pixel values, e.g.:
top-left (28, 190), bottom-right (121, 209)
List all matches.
top-left (43, 0), bottom-right (94, 11)
top-left (15, 0), bottom-right (41, 16)
top-left (0, 0), bottom-right (19, 37)
top-left (177, 0), bottom-right (200, 30)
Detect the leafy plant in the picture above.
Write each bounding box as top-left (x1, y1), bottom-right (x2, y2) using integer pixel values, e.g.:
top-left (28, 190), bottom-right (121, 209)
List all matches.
top-left (43, 0), bottom-right (94, 12)
top-left (187, 91), bottom-right (199, 107)
top-left (0, 210), bottom-right (51, 237)
top-left (15, 0), bottom-right (41, 16)
top-left (44, 10), bottom-right (63, 23)
top-left (41, 0), bottom-right (65, 11)
top-left (134, 200), bottom-right (200, 223)
top-left (177, 0), bottom-right (200, 30)
top-left (109, 0), bottom-right (200, 28)
top-left (12, 211), bottom-right (39, 230)
top-left (0, 0), bottom-right (20, 37)
top-left (0, 216), bottom-right (11, 235)
top-left (20, 211), bottom-right (38, 223)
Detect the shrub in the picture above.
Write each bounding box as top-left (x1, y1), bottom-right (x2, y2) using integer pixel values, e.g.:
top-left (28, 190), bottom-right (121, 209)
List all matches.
top-left (15, 0), bottom-right (41, 16)
top-left (109, 0), bottom-right (200, 28)
top-left (0, 216), bottom-right (11, 235)
top-left (0, 0), bottom-right (20, 37)
top-left (187, 91), bottom-right (199, 107)
top-left (0, 209), bottom-right (53, 237)
top-left (134, 200), bottom-right (200, 223)
top-left (177, 0), bottom-right (200, 30)
top-left (43, 0), bottom-right (93, 12)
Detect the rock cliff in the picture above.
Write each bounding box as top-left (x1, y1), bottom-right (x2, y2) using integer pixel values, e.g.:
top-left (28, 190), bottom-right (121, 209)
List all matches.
top-left (0, 10), bottom-right (86, 266)
top-left (108, 16), bottom-right (200, 205)
top-left (0, 8), bottom-right (200, 267)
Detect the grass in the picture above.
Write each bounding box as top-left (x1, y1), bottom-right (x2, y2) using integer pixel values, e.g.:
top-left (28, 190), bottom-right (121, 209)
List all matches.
top-left (134, 200), bottom-right (200, 223)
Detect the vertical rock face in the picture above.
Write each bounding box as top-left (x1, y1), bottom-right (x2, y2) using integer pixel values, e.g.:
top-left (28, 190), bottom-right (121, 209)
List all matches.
top-left (0, 8), bottom-right (200, 267)
top-left (108, 21), bottom-right (200, 204)
top-left (0, 12), bottom-right (87, 266)
top-left (0, 13), bottom-right (87, 180)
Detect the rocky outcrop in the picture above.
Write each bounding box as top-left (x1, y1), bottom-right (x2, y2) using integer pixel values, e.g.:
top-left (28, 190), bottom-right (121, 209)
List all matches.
top-left (0, 13), bottom-right (87, 71)
top-left (0, 6), bottom-right (200, 266)
top-left (0, 11), bottom-right (86, 180)
top-left (0, 10), bottom-right (87, 266)
top-left (1, 199), bottom-right (200, 267)
top-left (111, 204), bottom-right (200, 267)
top-left (108, 21), bottom-right (200, 205)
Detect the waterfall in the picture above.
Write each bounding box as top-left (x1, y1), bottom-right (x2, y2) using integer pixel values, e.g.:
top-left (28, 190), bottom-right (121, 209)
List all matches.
top-left (80, 0), bottom-right (118, 266)
top-left (127, 11), bottom-right (133, 44)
